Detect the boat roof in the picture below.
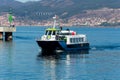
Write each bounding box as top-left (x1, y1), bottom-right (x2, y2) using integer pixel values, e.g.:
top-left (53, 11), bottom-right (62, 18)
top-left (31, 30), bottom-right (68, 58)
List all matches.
top-left (46, 28), bottom-right (60, 31)
top-left (61, 30), bottom-right (75, 33)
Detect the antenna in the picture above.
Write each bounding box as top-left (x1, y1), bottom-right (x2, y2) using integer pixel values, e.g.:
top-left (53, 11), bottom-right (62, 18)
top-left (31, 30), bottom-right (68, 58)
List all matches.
top-left (53, 15), bottom-right (57, 28)
top-left (52, 15), bottom-right (60, 28)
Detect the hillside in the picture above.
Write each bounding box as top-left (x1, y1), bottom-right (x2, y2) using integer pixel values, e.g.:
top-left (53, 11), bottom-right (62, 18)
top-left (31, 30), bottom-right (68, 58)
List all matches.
top-left (16, 0), bottom-right (120, 20)
top-left (1, 0), bottom-right (120, 20)
top-left (0, 0), bottom-right (22, 12)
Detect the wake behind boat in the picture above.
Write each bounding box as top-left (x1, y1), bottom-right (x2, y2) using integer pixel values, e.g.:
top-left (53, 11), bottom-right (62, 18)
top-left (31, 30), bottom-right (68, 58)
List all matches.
top-left (36, 16), bottom-right (89, 55)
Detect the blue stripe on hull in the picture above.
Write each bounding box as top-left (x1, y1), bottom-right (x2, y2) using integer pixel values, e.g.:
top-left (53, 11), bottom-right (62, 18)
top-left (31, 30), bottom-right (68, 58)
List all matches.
top-left (59, 42), bottom-right (89, 51)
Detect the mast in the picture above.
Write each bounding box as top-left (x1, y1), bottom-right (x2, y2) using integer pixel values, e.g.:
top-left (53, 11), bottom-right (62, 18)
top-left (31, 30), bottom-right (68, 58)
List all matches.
top-left (53, 15), bottom-right (58, 28)
top-left (53, 15), bottom-right (59, 28)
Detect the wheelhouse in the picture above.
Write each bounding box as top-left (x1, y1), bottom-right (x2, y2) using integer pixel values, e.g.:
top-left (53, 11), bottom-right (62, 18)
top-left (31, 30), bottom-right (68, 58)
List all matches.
top-left (45, 28), bottom-right (60, 36)
top-left (41, 28), bottom-right (61, 40)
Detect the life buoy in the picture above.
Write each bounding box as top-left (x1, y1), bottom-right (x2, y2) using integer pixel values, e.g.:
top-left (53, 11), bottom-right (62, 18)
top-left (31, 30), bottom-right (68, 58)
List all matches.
top-left (72, 32), bottom-right (76, 35)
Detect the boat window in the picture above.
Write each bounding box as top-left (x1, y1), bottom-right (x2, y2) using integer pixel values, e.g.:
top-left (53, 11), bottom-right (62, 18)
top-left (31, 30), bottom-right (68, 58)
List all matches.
top-left (56, 31), bottom-right (59, 35)
top-left (48, 31), bottom-right (52, 35)
top-left (70, 38), bottom-right (79, 43)
top-left (45, 31), bottom-right (48, 35)
top-left (81, 38), bottom-right (84, 42)
top-left (79, 38), bottom-right (84, 42)
top-left (59, 33), bottom-right (70, 35)
top-left (76, 38), bottom-right (78, 43)
top-left (70, 38), bottom-right (72, 43)
top-left (73, 38), bottom-right (75, 43)
top-left (52, 31), bottom-right (56, 35)
top-left (79, 38), bottom-right (81, 42)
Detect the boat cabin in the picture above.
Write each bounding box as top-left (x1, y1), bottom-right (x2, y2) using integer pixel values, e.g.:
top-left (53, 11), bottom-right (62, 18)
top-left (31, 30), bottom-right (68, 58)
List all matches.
top-left (41, 28), bottom-right (87, 45)
top-left (65, 35), bottom-right (87, 45)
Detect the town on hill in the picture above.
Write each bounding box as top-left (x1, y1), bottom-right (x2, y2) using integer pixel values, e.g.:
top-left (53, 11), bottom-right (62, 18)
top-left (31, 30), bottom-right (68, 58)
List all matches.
top-left (1, 0), bottom-right (120, 26)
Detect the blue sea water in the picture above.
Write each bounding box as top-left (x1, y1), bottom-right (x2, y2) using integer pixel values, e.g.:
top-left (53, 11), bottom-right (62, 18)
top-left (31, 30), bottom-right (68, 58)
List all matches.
top-left (0, 26), bottom-right (120, 80)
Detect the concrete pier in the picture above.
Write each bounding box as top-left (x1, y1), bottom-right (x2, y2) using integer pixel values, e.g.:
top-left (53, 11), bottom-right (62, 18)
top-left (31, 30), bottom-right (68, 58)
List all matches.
top-left (0, 26), bottom-right (16, 41)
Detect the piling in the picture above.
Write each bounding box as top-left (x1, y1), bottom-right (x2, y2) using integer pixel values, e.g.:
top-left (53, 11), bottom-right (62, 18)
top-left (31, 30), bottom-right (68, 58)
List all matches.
top-left (0, 32), bottom-right (3, 40)
top-left (0, 26), bottom-right (16, 41)
top-left (5, 32), bottom-right (12, 41)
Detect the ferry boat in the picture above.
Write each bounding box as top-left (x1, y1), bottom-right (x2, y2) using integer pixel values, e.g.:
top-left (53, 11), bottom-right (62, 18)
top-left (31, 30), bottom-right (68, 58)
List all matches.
top-left (36, 16), bottom-right (89, 54)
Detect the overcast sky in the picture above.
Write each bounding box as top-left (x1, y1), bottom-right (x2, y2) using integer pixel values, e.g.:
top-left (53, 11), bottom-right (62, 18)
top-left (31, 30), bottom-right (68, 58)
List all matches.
top-left (16, 0), bottom-right (40, 3)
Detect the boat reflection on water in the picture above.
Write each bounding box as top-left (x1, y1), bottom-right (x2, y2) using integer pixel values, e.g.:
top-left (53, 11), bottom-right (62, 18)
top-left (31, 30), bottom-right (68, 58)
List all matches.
top-left (37, 50), bottom-right (89, 59)
top-left (37, 50), bottom-right (89, 80)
